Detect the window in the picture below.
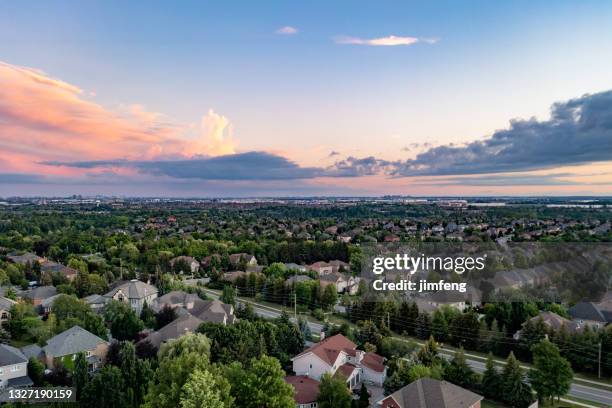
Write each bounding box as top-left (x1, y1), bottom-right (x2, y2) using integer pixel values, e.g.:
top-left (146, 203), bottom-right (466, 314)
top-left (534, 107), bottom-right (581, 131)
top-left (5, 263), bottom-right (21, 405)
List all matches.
top-left (86, 351), bottom-right (92, 357)
top-left (0, 368), bottom-right (4, 374)
top-left (11, 365), bottom-right (19, 372)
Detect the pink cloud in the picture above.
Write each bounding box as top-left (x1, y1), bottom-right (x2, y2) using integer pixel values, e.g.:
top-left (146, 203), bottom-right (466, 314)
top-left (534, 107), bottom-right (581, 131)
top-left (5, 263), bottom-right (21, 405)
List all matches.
top-left (0, 61), bottom-right (236, 173)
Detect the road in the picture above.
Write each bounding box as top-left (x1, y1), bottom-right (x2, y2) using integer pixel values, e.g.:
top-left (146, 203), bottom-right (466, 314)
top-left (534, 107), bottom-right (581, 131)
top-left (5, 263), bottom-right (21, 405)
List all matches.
top-left (204, 289), bottom-right (612, 406)
top-left (444, 354), bottom-right (612, 406)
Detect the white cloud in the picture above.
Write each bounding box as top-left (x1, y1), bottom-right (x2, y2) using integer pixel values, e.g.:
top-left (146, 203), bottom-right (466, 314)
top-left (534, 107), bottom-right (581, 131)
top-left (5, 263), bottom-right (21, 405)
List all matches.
top-left (275, 26), bottom-right (298, 35)
top-left (334, 35), bottom-right (438, 46)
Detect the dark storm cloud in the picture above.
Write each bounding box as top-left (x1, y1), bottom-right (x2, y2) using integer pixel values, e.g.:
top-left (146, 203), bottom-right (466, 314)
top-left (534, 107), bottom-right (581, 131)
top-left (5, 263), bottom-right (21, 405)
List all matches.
top-left (391, 90), bottom-right (612, 176)
top-left (44, 151), bottom-right (387, 181)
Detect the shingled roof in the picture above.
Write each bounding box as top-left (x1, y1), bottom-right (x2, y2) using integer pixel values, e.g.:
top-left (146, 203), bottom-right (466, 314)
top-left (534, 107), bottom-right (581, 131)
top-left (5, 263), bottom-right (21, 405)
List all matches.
top-left (0, 344), bottom-right (28, 367)
top-left (105, 279), bottom-right (158, 300)
top-left (293, 334), bottom-right (356, 366)
top-left (43, 326), bottom-right (107, 358)
top-left (382, 378), bottom-right (483, 408)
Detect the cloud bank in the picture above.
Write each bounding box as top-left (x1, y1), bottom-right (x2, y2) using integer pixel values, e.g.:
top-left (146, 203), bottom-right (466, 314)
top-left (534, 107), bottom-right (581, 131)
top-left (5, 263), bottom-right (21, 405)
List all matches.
top-left (391, 90), bottom-right (612, 176)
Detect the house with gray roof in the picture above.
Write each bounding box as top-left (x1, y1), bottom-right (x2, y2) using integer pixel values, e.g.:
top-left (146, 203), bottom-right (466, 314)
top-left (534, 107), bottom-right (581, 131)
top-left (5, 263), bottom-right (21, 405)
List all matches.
top-left (379, 378), bottom-right (483, 408)
top-left (42, 326), bottom-right (108, 372)
top-left (104, 279), bottom-right (158, 314)
top-left (569, 301), bottom-right (609, 330)
top-left (0, 344), bottom-right (33, 388)
top-left (83, 294), bottom-right (109, 313)
top-left (137, 313), bottom-right (204, 349)
top-left (23, 286), bottom-right (57, 306)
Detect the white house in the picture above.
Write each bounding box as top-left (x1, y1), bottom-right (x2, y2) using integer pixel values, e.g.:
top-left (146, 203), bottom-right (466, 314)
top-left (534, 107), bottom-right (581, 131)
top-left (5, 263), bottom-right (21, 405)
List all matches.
top-left (291, 334), bottom-right (386, 389)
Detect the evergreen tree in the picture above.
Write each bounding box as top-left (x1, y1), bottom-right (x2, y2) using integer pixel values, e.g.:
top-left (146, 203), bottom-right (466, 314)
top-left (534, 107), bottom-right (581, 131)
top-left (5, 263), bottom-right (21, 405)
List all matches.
top-left (220, 285), bottom-right (236, 306)
top-left (73, 352), bottom-right (89, 402)
top-left (416, 336), bottom-right (439, 366)
top-left (140, 300), bottom-right (156, 329)
top-left (443, 347), bottom-right (475, 388)
top-left (481, 353), bottom-right (502, 400)
top-left (431, 309), bottom-right (449, 342)
top-left (355, 383), bottom-right (369, 408)
top-left (415, 313), bottom-right (431, 340)
top-left (81, 365), bottom-right (127, 408)
top-left (502, 352), bottom-right (533, 408)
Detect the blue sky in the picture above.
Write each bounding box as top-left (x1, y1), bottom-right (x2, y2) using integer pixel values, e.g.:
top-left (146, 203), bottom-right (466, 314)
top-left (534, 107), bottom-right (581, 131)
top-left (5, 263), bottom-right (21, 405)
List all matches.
top-left (1, 1), bottom-right (612, 196)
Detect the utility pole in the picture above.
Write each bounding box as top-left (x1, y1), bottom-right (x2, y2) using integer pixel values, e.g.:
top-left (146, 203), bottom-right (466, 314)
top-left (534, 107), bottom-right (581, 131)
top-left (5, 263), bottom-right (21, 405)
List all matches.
top-left (598, 341), bottom-right (602, 379)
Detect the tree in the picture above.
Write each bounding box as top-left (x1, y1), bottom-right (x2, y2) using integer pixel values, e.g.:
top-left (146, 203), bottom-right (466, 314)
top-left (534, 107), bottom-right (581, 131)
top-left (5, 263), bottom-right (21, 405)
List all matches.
top-left (220, 285), bottom-right (236, 306)
top-left (118, 341), bottom-right (153, 408)
top-left (317, 373), bottom-right (352, 408)
top-left (415, 313), bottom-right (431, 340)
top-left (481, 353), bottom-right (502, 400)
top-left (502, 352), bottom-right (533, 408)
top-left (529, 338), bottom-right (573, 403)
top-left (104, 300), bottom-right (144, 341)
top-left (443, 347), bottom-right (475, 388)
top-left (73, 352), bottom-right (89, 401)
top-left (140, 300), bottom-right (156, 328)
top-left (155, 304), bottom-right (177, 330)
top-left (321, 284), bottom-right (338, 311)
top-left (27, 357), bottom-right (45, 386)
top-left (144, 333), bottom-right (211, 408)
top-left (355, 383), bottom-right (369, 408)
top-left (81, 365), bottom-right (127, 408)
top-left (180, 369), bottom-right (232, 408)
top-left (416, 336), bottom-right (439, 366)
top-left (226, 355), bottom-right (294, 408)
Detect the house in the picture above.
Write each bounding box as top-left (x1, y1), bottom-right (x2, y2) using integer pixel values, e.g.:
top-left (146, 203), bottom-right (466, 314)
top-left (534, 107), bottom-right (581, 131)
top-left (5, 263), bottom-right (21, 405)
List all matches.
top-left (229, 253), bottom-right (257, 268)
top-left (513, 311), bottom-right (581, 339)
top-left (418, 291), bottom-right (467, 312)
top-left (170, 256), bottom-right (200, 274)
top-left (23, 286), bottom-right (57, 306)
top-left (42, 326), bottom-right (108, 372)
top-left (568, 302), bottom-right (609, 330)
top-left (309, 262), bottom-right (334, 276)
top-left (7, 252), bottom-right (42, 266)
top-left (319, 273), bottom-right (347, 293)
top-left (286, 275), bottom-right (313, 286)
top-left (190, 299), bottom-right (236, 325)
top-left (40, 293), bottom-right (62, 314)
top-left (154, 290), bottom-right (200, 311)
top-left (137, 313), bottom-right (203, 349)
top-left (284, 263), bottom-right (308, 273)
top-left (0, 344), bottom-right (33, 388)
top-left (0, 296), bottom-right (16, 323)
top-left (291, 334), bottom-right (386, 390)
top-left (155, 291), bottom-right (236, 325)
top-left (83, 294), bottom-right (109, 313)
top-left (285, 375), bottom-right (320, 408)
top-left (40, 260), bottom-right (78, 281)
top-left (379, 378), bottom-right (483, 408)
top-left (104, 279), bottom-right (158, 314)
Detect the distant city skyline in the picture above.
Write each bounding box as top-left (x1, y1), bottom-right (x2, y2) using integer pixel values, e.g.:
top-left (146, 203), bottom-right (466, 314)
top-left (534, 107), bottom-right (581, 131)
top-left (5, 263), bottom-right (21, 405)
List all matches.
top-left (1, 1), bottom-right (612, 197)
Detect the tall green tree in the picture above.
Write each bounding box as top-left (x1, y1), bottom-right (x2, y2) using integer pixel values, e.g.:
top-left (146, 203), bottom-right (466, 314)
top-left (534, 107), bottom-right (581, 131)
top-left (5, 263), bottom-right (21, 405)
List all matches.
top-left (73, 352), bottom-right (89, 402)
top-left (220, 285), bottom-right (236, 306)
top-left (529, 338), bottom-right (573, 403)
top-left (502, 352), bottom-right (533, 408)
top-left (104, 300), bottom-right (144, 341)
top-left (317, 373), bottom-right (352, 408)
top-left (144, 333), bottom-right (212, 408)
top-left (481, 353), bottom-right (502, 400)
top-left (81, 365), bottom-right (127, 408)
top-left (180, 369), bottom-right (232, 408)
top-left (226, 355), bottom-right (294, 408)
top-left (118, 341), bottom-right (153, 408)
top-left (443, 347), bottom-right (475, 388)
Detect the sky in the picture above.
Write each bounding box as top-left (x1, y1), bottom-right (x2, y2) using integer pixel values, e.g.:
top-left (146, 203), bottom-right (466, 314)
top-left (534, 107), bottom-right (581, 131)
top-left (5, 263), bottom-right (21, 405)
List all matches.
top-left (1, 0), bottom-right (612, 197)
